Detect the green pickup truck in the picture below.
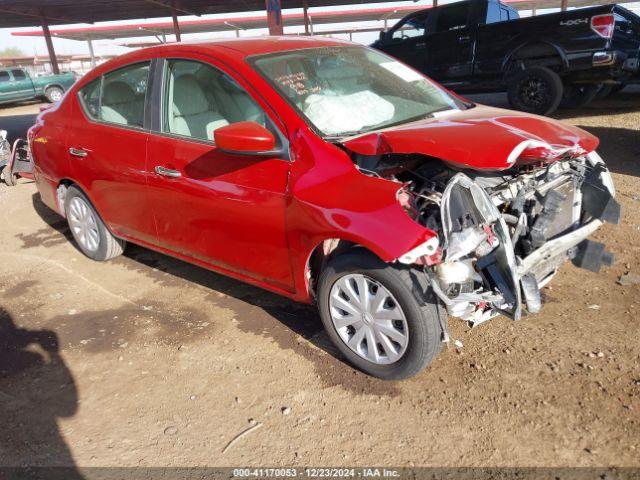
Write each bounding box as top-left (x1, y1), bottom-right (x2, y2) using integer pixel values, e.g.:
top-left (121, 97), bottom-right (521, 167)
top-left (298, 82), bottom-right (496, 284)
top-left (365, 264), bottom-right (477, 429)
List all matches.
top-left (0, 67), bottom-right (76, 105)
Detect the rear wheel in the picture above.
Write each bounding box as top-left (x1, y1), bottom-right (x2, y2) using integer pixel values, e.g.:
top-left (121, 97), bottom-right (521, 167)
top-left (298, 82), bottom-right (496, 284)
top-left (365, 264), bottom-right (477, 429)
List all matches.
top-left (507, 66), bottom-right (563, 116)
top-left (318, 250), bottom-right (445, 380)
top-left (45, 86), bottom-right (64, 103)
top-left (64, 186), bottom-right (125, 261)
top-left (559, 84), bottom-right (599, 109)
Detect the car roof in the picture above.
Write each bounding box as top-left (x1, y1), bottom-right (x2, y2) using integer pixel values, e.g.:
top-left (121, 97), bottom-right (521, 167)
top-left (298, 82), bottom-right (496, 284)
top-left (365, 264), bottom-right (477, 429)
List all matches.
top-left (77, 36), bottom-right (357, 86)
top-left (140, 35), bottom-right (354, 58)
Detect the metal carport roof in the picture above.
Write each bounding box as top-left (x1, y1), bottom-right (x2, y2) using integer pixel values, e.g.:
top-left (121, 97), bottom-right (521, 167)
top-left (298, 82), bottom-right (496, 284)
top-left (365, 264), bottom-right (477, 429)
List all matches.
top-left (0, 0), bottom-right (402, 28)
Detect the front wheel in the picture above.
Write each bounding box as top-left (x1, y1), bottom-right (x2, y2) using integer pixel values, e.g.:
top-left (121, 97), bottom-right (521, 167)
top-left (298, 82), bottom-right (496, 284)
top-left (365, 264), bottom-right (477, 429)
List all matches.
top-left (64, 186), bottom-right (125, 261)
top-left (318, 250), bottom-right (445, 380)
top-left (507, 66), bottom-right (563, 115)
top-left (45, 86), bottom-right (64, 103)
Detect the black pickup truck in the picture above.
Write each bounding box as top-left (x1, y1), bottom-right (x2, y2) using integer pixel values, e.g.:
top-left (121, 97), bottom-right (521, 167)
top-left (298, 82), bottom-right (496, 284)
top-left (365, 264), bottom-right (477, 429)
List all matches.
top-left (373, 0), bottom-right (640, 114)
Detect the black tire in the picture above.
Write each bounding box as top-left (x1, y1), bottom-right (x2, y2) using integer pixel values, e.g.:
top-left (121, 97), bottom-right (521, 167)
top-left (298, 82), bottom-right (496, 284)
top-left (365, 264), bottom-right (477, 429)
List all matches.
top-left (559, 84), bottom-right (599, 109)
top-left (507, 66), bottom-right (563, 115)
top-left (64, 186), bottom-right (125, 261)
top-left (594, 84), bottom-right (613, 100)
top-left (45, 86), bottom-right (64, 103)
top-left (2, 165), bottom-right (17, 186)
top-left (317, 250), bottom-right (445, 380)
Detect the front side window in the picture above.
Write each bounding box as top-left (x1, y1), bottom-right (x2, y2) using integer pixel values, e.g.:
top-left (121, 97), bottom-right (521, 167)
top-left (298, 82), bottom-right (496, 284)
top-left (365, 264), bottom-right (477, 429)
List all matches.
top-left (163, 59), bottom-right (266, 141)
top-left (0, 72), bottom-right (9, 83)
top-left (391, 14), bottom-right (428, 41)
top-left (11, 69), bottom-right (26, 81)
top-left (252, 46), bottom-right (463, 138)
top-left (78, 62), bottom-right (150, 127)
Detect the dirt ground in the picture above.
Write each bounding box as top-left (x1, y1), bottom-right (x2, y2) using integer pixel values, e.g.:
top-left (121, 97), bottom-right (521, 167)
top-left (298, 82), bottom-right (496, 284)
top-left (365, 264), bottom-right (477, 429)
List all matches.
top-left (0, 90), bottom-right (639, 471)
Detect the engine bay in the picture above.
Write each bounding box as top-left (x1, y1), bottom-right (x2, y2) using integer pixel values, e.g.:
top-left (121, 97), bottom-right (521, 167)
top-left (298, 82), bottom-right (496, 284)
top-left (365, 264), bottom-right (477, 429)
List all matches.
top-left (350, 150), bottom-right (620, 326)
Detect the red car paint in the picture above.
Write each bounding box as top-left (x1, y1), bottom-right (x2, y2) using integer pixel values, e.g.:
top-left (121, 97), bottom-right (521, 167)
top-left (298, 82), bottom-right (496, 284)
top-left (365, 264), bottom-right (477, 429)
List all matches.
top-left (342, 106), bottom-right (598, 170)
top-left (28, 37), bottom-right (598, 304)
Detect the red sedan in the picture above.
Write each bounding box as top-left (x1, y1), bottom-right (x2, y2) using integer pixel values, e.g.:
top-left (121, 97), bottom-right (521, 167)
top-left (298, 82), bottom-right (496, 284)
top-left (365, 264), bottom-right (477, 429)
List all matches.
top-left (28, 37), bottom-right (619, 379)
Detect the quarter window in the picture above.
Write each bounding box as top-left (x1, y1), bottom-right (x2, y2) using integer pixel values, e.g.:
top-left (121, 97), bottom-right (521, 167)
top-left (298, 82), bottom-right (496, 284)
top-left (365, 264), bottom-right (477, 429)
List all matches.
top-left (0, 72), bottom-right (10, 83)
top-left (77, 62), bottom-right (150, 127)
top-left (11, 69), bottom-right (26, 81)
top-left (78, 77), bottom-right (102, 120)
top-left (162, 59), bottom-right (266, 142)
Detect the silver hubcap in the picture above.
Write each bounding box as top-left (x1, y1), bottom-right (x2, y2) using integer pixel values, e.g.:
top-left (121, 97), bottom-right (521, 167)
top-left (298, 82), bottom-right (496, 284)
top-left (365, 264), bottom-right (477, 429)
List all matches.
top-left (329, 274), bottom-right (409, 365)
top-left (68, 197), bottom-right (100, 252)
top-left (49, 89), bottom-right (62, 101)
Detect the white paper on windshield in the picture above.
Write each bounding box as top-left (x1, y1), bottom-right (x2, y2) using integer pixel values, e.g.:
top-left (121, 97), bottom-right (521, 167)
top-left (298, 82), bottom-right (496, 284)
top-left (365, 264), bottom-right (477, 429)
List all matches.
top-left (380, 61), bottom-right (424, 83)
top-left (304, 90), bottom-right (395, 136)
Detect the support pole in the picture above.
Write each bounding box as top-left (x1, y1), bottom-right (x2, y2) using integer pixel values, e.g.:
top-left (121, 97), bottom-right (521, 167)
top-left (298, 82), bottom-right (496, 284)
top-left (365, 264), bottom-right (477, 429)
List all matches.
top-left (265, 0), bottom-right (284, 35)
top-left (433, 0), bottom-right (438, 7)
top-left (303, 0), bottom-right (310, 35)
top-left (41, 17), bottom-right (59, 74)
top-left (561, 0), bottom-right (568, 11)
top-left (171, 1), bottom-right (182, 42)
top-left (87, 37), bottom-right (96, 69)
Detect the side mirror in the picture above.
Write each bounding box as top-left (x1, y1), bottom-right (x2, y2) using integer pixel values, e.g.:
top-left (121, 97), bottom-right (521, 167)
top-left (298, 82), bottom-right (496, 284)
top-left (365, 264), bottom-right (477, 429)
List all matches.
top-left (214, 121), bottom-right (279, 156)
top-left (379, 31), bottom-right (385, 40)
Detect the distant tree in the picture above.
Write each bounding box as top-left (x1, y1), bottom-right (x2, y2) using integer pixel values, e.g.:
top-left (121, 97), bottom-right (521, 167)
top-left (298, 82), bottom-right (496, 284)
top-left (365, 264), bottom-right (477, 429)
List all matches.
top-left (0, 47), bottom-right (26, 58)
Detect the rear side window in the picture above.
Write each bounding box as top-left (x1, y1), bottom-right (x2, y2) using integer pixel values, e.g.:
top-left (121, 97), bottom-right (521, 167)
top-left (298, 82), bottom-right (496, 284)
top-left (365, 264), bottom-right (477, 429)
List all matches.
top-left (435, 3), bottom-right (470, 32)
top-left (0, 72), bottom-right (9, 83)
top-left (77, 62), bottom-right (150, 128)
top-left (11, 69), bottom-right (26, 81)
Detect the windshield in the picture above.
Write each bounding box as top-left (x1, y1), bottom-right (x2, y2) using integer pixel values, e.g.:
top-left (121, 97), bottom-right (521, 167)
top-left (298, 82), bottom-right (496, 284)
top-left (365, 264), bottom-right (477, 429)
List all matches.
top-left (251, 46), bottom-right (464, 138)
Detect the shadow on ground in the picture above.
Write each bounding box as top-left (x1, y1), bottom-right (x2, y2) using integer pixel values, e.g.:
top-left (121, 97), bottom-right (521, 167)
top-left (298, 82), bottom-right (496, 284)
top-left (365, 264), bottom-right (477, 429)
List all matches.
top-left (466, 86), bottom-right (640, 120)
top-left (0, 306), bottom-right (84, 478)
top-left (26, 194), bottom-right (400, 395)
top-left (576, 126), bottom-right (640, 178)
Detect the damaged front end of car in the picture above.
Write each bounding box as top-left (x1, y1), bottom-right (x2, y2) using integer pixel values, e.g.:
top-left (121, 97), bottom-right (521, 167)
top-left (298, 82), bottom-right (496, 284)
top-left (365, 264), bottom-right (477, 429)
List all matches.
top-left (343, 130), bottom-right (620, 328)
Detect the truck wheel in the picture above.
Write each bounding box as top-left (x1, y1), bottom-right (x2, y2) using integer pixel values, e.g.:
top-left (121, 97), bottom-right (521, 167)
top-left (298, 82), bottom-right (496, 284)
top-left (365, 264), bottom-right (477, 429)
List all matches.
top-left (559, 84), bottom-right (598, 109)
top-left (64, 186), bottom-right (126, 261)
top-left (45, 86), bottom-right (64, 103)
top-left (507, 66), bottom-right (563, 115)
top-left (317, 250), bottom-right (445, 380)
top-left (2, 165), bottom-right (17, 186)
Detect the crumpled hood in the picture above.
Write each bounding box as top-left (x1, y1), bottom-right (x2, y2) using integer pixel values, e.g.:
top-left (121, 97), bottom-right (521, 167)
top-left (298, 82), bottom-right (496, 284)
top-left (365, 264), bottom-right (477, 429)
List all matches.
top-left (342, 105), bottom-right (599, 171)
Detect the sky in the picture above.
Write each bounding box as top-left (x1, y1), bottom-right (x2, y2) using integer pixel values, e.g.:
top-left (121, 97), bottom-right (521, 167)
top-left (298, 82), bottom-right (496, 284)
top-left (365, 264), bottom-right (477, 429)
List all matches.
top-left (1, 0), bottom-right (639, 58)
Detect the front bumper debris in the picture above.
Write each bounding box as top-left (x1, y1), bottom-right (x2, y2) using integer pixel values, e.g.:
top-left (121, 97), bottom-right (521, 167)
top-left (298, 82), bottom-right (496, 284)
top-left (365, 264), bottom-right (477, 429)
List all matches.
top-left (429, 154), bottom-right (620, 326)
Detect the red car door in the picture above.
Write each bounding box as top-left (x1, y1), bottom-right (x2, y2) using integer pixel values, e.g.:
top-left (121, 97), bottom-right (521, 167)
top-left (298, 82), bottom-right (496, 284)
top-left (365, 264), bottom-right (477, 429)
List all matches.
top-left (67, 61), bottom-right (157, 245)
top-left (145, 57), bottom-right (293, 291)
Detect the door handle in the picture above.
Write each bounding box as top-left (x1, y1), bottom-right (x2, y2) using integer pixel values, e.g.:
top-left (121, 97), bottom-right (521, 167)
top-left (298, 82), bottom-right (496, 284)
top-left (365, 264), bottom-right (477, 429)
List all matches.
top-left (458, 36), bottom-right (471, 42)
top-left (416, 41), bottom-right (426, 48)
top-left (154, 165), bottom-right (181, 178)
top-left (69, 147), bottom-right (88, 158)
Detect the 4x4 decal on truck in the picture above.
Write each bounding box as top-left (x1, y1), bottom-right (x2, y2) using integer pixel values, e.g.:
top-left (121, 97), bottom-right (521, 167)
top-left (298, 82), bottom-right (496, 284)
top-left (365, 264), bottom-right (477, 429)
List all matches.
top-left (560, 18), bottom-right (589, 26)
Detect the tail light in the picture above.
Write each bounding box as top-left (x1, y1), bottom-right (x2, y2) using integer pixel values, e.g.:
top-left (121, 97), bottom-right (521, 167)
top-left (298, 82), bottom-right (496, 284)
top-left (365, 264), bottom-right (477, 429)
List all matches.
top-left (591, 13), bottom-right (615, 39)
